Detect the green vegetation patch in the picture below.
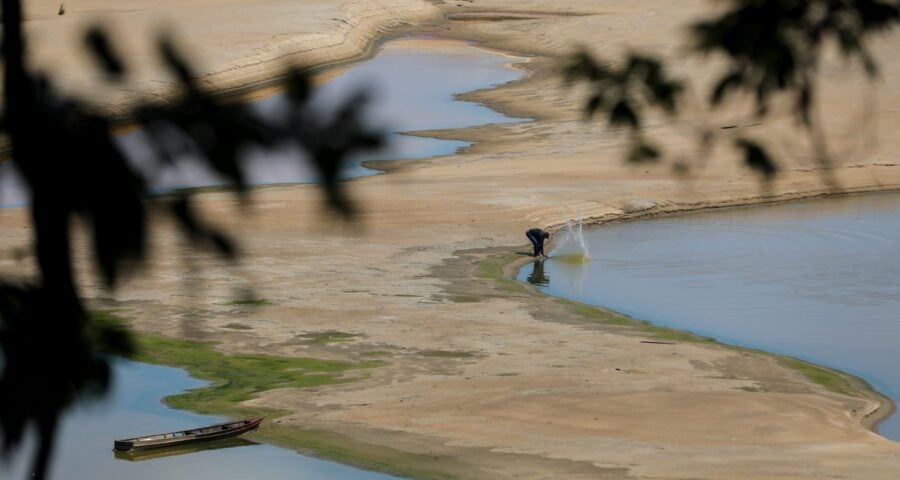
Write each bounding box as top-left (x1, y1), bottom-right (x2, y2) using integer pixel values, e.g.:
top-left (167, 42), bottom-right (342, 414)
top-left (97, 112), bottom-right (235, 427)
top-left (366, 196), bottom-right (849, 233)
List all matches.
top-left (222, 323), bottom-right (253, 330)
top-left (419, 350), bottom-right (475, 358)
top-left (478, 252), bottom-right (530, 294)
top-left (129, 333), bottom-right (382, 417)
top-left (90, 312), bottom-right (462, 479)
top-left (557, 296), bottom-right (716, 344)
top-left (446, 295), bottom-right (481, 303)
top-left (88, 313), bottom-right (385, 418)
top-left (225, 298), bottom-right (272, 306)
top-left (294, 330), bottom-right (359, 345)
top-left (777, 356), bottom-right (860, 396)
top-left (90, 311), bottom-right (384, 418)
top-left (637, 323), bottom-right (716, 343)
top-left (560, 300), bottom-right (633, 326)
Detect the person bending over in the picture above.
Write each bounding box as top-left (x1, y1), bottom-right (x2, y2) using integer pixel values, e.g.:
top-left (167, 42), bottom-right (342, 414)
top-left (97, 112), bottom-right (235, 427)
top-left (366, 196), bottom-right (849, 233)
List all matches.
top-left (526, 228), bottom-right (550, 257)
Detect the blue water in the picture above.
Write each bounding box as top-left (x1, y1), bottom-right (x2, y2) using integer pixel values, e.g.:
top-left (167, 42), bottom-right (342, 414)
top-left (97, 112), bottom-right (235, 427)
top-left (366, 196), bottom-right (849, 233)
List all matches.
top-left (131, 38), bottom-right (524, 191)
top-left (0, 360), bottom-right (402, 480)
top-left (0, 38), bottom-right (526, 478)
top-left (0, 38), bottom-right (524, 206)
top-left (518, 192), bottom-right (900, 439)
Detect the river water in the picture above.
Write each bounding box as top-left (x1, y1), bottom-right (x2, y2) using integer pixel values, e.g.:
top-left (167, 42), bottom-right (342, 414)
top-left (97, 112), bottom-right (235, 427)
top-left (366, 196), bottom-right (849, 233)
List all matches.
top-left (0, 37), bottom-right (525, 206)
top-left (0, 38), bottom-right (525, 479)
top-left (518, 192), bottom-right (900, 440)
top-left (134, 37), bottom-right (525, 191)
top-left (0, 361), bottom-right (402, 480)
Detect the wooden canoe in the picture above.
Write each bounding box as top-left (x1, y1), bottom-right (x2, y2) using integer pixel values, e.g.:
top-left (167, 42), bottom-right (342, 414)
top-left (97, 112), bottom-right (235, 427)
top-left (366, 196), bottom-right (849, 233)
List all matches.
top-left (114, 417), bottom-right (263, 452)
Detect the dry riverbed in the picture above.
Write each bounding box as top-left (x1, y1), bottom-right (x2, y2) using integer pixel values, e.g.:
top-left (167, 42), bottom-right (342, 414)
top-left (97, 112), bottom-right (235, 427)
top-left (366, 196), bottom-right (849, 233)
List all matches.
top-left (3, 0), bottom-right (900, 478)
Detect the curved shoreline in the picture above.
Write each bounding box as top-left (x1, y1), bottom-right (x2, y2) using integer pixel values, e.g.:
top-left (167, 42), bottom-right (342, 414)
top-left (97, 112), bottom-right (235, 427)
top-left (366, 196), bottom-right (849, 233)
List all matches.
top-left (503, 226), bottom-right (897, 434)
top-left (93, 0), bottom-right (900, 469)
top-left (17, 1), bottom-right (446, 116)
top-left (360, 10), bottom-right (900, 437)
top-left (382, 21), bottom-right (900, 439)
top-left (6, 2), bottom-right (900, 478)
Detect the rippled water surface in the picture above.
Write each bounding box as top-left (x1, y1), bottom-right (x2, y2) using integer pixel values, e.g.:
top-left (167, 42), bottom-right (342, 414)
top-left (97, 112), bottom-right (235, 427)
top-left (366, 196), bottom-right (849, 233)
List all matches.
top-left (519, 192), bottom-right (900, 439)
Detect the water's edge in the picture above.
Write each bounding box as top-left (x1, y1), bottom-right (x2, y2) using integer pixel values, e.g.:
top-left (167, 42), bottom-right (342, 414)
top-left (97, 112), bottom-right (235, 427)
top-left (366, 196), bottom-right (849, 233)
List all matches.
top-left (124, 43), bottom-right (898, 476)
top-left (102, 40), bottom-right (900, 477)
top-left (4, 5), bottom-right (899, 475)
top-left (509, 192), bottom-right (900, 436)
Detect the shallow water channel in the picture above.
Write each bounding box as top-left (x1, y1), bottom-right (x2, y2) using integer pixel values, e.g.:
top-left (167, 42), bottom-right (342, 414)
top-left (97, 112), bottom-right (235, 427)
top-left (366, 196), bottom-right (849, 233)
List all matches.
top-left (136, 37), bottom-right (525, 191)
top-left (518, 192), bottom-right (900, 440)
top-left (0, 38), bottom-right (524, 478)
top-left (0, 37), bottom-right (525, 206)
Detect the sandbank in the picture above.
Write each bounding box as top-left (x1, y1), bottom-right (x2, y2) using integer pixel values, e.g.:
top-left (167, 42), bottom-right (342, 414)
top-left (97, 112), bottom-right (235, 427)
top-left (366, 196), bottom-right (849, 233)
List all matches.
top-left (2, 1), bottom-right (900, 478)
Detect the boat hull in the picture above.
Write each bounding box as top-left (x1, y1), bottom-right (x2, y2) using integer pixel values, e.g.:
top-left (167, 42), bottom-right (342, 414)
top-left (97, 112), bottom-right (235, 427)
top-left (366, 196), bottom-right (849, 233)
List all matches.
top-left (114, 417), bottom-right (263, 452)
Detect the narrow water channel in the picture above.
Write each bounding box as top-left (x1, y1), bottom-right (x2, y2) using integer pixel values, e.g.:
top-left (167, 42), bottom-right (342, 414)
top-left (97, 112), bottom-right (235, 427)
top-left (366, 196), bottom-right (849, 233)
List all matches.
top-left (135, 37), bottom-right (525, 191)
top-left (0, 37), bottom-right (525, 206)
top-left (0, 38), bottom-right (525, 479)
top-left (518, 192), bottom-right (900, 440)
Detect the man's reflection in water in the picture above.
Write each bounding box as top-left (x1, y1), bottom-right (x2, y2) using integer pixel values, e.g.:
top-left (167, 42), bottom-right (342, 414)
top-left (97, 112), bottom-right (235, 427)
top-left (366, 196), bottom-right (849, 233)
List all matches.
top-left (527, 259), bottom-right (550, 286)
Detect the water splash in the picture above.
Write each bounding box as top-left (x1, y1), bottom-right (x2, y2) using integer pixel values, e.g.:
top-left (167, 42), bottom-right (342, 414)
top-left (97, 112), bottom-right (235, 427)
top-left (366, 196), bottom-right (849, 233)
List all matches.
top-left (548, 217), bottom-right (591, 263)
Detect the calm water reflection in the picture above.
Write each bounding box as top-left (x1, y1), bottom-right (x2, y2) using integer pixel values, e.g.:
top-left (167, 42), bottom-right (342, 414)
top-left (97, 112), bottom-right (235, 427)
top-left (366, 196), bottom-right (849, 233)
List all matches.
top-left (519, 192), bottom-right (900, 440)
top-left (526, 259), bottom-right (550, 286)
top-left (0, 360), bottom-right (401, 480)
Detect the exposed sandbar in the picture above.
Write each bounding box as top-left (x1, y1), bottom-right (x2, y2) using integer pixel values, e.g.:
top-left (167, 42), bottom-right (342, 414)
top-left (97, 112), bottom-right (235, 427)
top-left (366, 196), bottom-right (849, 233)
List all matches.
top-left (3, 1), bottom-right (900, 478)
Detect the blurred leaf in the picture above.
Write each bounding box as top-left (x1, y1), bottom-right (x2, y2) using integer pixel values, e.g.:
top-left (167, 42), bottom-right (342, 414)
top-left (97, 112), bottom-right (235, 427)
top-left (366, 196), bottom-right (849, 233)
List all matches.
top-left (158, 36), bottom-right (195, 88)
top-left (84, 28), bottom-right (125, 80)
top-left (609, 99), bottom-right (639, 128)
top-left (693, 0), bottom-right (899, 118)
top-left (735, 138), bottom-right (778, 178)
top-left (711, 70), bottom-right (743, 105)
top-left (170, 195), bottom-right (238, 259)
top-left (585, 94), bottom-right (603, 118)
top-left (627, 140), bottom-right (660, 163)
top-left (285, 68), bottom-right (312, 103)
top-left (566, 49), bottom-right (681, 163)
top-left (564, 49), bottom-right (608, 83)
top-left (796, 83), bottom-right (813, 126)
top-left (0, 284), bottom-right (114, 456)
top-left (1, 8), bottom-right (386, 478)
top-left (648, 80), bottom-right (681, 114)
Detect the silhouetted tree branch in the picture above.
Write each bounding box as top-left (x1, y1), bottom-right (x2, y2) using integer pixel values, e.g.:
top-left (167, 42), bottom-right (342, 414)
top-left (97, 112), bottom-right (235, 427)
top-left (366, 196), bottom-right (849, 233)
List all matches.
top-left (567, 0), bottom-right (900, 184)
top-left (0, 0), bottom-right (384, 478)
top-left (565, 51), bottom-right (682, 164)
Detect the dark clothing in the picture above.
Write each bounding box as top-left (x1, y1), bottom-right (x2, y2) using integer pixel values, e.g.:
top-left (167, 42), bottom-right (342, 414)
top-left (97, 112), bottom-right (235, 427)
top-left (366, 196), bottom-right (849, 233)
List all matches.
top-left (526, 228), bottom-right (549, 257)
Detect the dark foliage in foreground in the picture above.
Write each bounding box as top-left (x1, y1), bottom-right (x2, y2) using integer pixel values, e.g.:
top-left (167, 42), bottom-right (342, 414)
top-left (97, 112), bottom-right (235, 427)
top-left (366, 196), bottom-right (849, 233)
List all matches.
top-left (567, 0), bottom-right (900, 183)
top-left (565, 52), bottom-right (682, 164)
top-left (2, 0), bottom-right (898, 478)
top-left (0, 0), bottom-right (383, 477)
